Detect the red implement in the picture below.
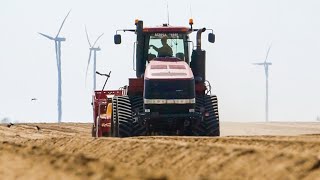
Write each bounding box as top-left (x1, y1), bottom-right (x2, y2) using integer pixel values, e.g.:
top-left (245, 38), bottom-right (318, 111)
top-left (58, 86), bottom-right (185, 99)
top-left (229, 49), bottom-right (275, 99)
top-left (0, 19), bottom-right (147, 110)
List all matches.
top-left (92, 90), bottom-right (123, 137)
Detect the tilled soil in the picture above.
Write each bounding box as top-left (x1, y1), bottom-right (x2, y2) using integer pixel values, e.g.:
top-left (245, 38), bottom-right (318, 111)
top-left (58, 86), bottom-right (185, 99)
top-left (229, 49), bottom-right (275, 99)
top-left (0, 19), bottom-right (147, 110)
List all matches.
top-left (0, 122), bottom-right (320, 180)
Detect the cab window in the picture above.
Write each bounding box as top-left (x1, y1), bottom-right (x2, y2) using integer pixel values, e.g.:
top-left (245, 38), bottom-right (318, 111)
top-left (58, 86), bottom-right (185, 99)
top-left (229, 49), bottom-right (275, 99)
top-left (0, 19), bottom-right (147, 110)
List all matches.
top-left (147, 33), bottom-right (187, 61)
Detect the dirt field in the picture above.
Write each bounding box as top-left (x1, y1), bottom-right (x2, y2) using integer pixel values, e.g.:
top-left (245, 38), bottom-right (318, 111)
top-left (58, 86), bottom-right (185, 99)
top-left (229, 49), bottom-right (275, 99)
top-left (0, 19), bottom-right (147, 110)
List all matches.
top-left (1, 122), bottom-right (320, 180)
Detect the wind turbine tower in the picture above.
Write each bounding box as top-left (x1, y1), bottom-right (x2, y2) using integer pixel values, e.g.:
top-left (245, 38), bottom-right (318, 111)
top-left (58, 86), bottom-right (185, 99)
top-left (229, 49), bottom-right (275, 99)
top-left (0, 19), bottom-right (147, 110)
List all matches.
top-left (39, 10), bottom-right (71, 123)
top-left (253, 45), bottom-right (272, 122)
top-left (85, 26), bottom-right (104, 92)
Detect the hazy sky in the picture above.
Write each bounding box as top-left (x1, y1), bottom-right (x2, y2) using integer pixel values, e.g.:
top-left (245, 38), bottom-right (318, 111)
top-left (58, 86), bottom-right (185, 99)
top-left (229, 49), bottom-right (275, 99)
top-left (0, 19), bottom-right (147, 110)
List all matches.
top-left (1, 0), bottom-right (320, 122)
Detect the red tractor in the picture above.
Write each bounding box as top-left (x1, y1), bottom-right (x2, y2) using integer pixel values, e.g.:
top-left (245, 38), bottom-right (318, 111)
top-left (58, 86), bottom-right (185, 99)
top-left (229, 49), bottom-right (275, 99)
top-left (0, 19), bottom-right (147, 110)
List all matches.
top-left (92, 19), bottom-right (219, 137)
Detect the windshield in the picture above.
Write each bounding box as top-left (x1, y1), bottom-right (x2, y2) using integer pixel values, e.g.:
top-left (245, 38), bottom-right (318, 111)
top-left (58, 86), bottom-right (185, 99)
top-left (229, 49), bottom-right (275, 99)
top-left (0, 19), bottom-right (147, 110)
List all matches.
top-left (147, 33), bottom-right (188, 61)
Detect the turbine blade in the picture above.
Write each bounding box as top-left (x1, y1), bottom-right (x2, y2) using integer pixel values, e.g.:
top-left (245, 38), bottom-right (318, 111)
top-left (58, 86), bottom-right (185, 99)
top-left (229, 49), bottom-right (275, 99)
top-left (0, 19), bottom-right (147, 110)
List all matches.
top-left (39, 32), bottom-right (54, 40)
top-left (56, 10), bottom-right (71, 38)
top-left (252, 63), bottom-right (264, 65)
top-left (85, 26), bottom-right (92, 47)
top-left (265, 44), bottom-right (272, 62)
top-left (85, 50), bottom-right (92, 83)
top-left (92, 33), bottom-right (104, 47)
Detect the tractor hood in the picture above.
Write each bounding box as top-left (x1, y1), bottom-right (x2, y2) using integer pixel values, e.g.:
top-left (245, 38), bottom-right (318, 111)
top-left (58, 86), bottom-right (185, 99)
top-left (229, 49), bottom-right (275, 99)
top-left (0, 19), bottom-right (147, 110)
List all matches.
top-left (144, 59), bottom-right (194, 80)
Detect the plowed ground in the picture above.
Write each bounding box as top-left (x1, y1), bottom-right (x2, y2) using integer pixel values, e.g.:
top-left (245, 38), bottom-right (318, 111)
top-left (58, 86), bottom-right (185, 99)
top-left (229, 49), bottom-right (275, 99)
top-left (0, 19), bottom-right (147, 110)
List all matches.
top-left (1, 122), bottom-right (320, 180)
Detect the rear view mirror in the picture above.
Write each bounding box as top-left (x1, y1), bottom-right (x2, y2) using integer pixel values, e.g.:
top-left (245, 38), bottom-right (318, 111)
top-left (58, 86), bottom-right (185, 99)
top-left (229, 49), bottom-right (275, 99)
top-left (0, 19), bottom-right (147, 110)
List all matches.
top-left (208, 33), bottom-right (215, 43)
top-left (114, 34), bottom-right (121, 44)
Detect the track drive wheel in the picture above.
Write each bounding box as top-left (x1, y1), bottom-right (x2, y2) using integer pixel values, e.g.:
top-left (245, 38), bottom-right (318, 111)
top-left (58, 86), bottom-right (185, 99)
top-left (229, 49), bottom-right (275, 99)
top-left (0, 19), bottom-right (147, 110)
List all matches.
top-left (131, 96), bottom-right (147, 136)
top-left (193, 95), bottom-right (220, 136)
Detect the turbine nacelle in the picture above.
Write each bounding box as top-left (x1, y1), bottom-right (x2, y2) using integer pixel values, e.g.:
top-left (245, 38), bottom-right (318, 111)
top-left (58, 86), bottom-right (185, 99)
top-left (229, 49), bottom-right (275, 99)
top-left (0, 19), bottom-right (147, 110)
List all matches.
top-left (55, 37), bottom-right (66, 41)
top-left (253, 62), bottom-right (272, 66)
top-left (90, 47), bottom-right (101, 51)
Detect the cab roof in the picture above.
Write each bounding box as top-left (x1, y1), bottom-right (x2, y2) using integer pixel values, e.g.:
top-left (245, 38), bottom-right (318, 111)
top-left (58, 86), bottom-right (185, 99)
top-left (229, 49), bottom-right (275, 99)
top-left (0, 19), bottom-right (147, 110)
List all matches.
top-left (143, 26), bottom-right (191, 33)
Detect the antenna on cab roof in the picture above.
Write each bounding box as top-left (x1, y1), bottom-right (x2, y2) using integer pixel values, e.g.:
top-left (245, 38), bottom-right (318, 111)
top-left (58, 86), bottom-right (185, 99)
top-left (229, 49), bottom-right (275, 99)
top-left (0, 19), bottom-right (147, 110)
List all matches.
top-left (166, 2), bottom-right (170, 25)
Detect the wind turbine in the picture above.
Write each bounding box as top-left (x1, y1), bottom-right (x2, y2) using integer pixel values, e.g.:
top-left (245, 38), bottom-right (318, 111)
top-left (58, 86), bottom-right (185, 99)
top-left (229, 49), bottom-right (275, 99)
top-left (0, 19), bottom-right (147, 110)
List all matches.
top-left (38, 10), bottom-right (71, 123)
top-left (253, 45), bottom-right (272, 122)
top-left (85, 26), bottom-right (104, 92)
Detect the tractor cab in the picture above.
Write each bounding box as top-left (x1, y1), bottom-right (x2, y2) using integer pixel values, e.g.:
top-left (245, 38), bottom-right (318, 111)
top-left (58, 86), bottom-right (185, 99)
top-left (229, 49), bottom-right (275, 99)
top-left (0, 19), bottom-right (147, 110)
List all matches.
top-left (114, 20), bottom-right (215, 80)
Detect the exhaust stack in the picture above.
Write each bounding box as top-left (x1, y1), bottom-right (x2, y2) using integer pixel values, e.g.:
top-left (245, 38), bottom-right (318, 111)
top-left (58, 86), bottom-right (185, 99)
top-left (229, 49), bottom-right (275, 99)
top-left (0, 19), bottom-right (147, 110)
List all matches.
top-left (191, 28), bottom-right (207, 84)
top-left (196, 28), bottom-right (206, 50)
top-left (136, 20), bottom-right (145, 78)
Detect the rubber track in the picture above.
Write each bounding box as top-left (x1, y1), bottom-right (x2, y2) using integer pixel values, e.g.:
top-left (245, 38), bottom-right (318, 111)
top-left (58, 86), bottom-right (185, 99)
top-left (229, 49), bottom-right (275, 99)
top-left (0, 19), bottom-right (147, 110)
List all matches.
top-left (193, 95), bottom-right (220, 136)
top-left (112, 96), bottom-right (133, 137)
top-left (112, 97), bottom-right (118, 137)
